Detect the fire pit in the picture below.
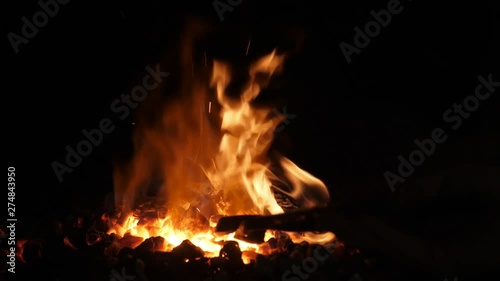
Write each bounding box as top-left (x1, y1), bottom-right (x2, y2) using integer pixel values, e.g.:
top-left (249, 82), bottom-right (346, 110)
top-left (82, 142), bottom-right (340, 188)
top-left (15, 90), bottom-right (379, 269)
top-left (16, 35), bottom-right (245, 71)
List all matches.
top-left (2, 49), bottom-right (374, 281)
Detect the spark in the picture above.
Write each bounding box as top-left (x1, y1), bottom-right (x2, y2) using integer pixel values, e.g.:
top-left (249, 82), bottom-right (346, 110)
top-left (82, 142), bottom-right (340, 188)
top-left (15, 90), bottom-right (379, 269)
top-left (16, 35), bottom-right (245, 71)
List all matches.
top-left (246, 40), bottom-right (251, 56)
top-left (208, 101), bottom-right (212, 113)
top-left (211, 159), bottom-right (218, 171)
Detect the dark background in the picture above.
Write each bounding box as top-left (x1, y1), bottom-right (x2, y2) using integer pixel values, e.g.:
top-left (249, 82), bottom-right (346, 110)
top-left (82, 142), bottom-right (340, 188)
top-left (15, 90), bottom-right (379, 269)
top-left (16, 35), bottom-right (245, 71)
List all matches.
top-left (4, 0), bottom-right (499, 266)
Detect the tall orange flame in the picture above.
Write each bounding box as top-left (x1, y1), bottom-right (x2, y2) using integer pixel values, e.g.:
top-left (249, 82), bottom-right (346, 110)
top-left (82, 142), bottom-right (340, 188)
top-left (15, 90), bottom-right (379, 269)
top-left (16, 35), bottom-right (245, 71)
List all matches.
top-left (107, 48), bottom-right (333, 258)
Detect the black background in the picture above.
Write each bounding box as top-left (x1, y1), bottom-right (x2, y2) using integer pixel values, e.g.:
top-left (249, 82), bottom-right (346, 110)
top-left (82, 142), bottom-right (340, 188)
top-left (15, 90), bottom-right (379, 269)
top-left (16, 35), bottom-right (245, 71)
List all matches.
top-left (4, 0), bottom-right (499, 267)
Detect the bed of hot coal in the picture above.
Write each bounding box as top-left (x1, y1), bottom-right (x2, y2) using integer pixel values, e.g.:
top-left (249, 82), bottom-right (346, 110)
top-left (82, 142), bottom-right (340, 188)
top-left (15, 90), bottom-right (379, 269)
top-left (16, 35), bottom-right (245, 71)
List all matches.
top-left (4, 206), bottom-right (379, 281)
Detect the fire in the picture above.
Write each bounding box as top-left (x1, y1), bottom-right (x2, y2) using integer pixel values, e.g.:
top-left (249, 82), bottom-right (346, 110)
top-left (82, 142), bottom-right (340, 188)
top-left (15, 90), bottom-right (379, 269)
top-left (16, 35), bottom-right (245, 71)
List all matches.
top-left (207, 50), bottom-right (288, 215)
top-left (107, 49), bottom-right (333, 259)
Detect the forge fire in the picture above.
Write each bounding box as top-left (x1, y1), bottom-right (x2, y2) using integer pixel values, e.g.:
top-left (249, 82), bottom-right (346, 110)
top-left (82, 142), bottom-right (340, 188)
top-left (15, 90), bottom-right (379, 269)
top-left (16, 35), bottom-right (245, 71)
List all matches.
top-left (6, 1), bottom-right (498, 280)
top-left (106, 50), bottom-right (334, 261)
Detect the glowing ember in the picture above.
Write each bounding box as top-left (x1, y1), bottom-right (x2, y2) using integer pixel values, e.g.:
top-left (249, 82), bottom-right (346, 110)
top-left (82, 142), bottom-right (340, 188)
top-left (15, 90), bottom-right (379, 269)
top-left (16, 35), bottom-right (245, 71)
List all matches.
top-left (107, 49), bottom-right (334, 258)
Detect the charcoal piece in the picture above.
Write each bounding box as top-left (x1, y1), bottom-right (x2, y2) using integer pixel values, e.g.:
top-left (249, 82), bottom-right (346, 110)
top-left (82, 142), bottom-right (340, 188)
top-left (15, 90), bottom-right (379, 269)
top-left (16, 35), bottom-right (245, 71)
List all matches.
top-left (118, 246), bottom-right (134, 259)
top-left (208, 256), bottom-right (246, 281)
top-left (297, 241), bottom-right (309, 255)
top-left (184, 257), bottom-right (212, 280)
top-left (106, 257), bottom-right (119, 267)
top-left (21, 240), bottom-right (43, 263)
top-left (219, 241), bottom-right (243, 263)
top-left (86, 235), bottom-right (107, 257)
top-left (90, 213), bottom-right (111, 233)
top-left (267, 237), bottom-right (278, 249)
top-left (146, 251), bottom-right (178, 280)
top-left (208, 256), bottom-right (226, 273)
top-left (85, 231), bottom-right (102, 245)
top-left (171, 239), bottom-right (205, 260)
top-left (64, 232), bottom-right (87, 251)
top-left (276, 232), bottom-right (294, 252)
top-left (255, 254), bottom-right (273, 277)
top-left (118, 233), bottom-right (144, 249)
top-left (214, 215), bottom-right (259, 234)
top-left (151, 251), bottom-right (175, 266)
top-left (134, 236), bottom-right (165, 257)
top-left (104, 241), bottom-right (121, 257)
top-left (234, 221), bottom-right (266, 244)
top-left (108, 233), bottom-right (120, 242)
